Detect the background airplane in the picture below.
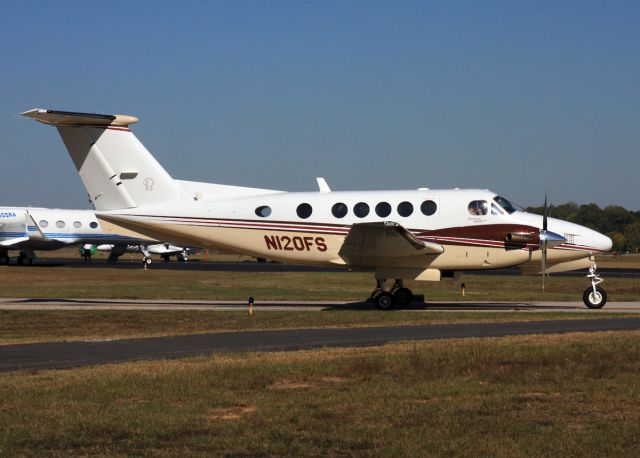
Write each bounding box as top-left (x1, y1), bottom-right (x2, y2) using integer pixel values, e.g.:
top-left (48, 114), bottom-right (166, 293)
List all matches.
top-left (21, 109), bottom-right (613, 308)
top-left (0, 206), bottom-right (195, 265)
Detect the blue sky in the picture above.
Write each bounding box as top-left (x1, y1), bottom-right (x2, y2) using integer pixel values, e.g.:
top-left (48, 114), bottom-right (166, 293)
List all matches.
top-left (1, 1), bottom-right (638, 210)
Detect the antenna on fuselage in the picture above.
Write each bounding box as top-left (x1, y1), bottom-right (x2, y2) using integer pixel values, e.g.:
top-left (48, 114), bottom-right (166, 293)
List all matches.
top-left (316, 177), bottom-right (331, 193)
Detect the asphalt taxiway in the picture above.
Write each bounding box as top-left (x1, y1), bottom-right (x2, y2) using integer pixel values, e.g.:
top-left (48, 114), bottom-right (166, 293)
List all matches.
top-left (1, 317), bottom-right (640, 372)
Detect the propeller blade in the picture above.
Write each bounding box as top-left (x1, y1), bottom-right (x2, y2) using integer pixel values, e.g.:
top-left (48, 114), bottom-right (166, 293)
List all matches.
top-left (543, 190), bottom-right (548, 232)
top-left (541, 239), bottom-right (547, 295)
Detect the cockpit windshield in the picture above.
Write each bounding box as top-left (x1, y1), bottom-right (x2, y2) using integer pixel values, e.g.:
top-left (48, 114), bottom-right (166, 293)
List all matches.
top-left (493, 196), bottom-right (517, 214)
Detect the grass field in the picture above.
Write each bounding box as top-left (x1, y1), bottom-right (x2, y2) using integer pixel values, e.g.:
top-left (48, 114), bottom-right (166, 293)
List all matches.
top-left (2, 332), bottom-right (640, 456)
top-left (1, 265), bottom-right (639, 302)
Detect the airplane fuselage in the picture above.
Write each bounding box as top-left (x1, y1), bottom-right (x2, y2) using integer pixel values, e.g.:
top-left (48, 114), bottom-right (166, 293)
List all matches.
top-left (100, 188), bottom-right (611, 273)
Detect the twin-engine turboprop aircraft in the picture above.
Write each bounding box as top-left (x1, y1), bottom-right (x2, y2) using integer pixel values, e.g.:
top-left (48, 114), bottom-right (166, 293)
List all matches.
top-left (22, 109), bottom-right (613, 308)
top-left (0, 206), bottom-right (191, 265)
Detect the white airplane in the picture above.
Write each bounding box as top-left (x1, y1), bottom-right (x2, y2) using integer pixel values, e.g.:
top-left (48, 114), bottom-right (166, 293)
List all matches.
top-left (0, 206), bottom-right (191, 265)
top-left (96, 242), bottom-right (193, 263)
top-left (22, 109), bottom-right (613, 309)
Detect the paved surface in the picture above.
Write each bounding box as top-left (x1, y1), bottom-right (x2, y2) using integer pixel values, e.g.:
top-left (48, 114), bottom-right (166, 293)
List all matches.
top-left (1, 317), bottom-right (640, 373)
top-left (1, 297), bottom-right (640, 313)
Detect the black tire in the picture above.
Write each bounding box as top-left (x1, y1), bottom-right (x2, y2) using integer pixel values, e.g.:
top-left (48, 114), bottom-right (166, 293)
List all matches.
top-left (375, 292), bottom-right (396, 310)
top-left (0, 255), bottom-right (9, 265)
top-left (17, 255), bottom-right (24, 266)
top-left (393, 287), bottom-right (413, 306)
top-left (23, 257), bottom-right (33, 266)
top-left (583, 286), bottom-right (607, 309)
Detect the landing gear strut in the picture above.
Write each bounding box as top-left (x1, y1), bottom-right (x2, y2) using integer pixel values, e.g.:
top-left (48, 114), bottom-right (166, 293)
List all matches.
top-left (583, 264), bottom-right (607, 309)
top-left (369, 278), bottom-right (414, 310)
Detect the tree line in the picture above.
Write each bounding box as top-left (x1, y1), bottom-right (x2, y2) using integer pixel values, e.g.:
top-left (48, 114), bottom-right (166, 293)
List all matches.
top-left (525, 202), bottom-right (640, 253)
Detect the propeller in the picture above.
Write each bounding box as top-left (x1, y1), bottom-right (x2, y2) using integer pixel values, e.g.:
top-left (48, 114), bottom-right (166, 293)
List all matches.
top-left (538, 192), bottom-right (566, 294)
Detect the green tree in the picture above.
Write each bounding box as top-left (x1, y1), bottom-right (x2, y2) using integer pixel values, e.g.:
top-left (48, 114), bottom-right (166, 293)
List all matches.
top-left (574, 203), bottom-right (605, 232)
top-left (602, 205), bottom-right (635, 234)
top-left (624, 222), bottom-right (640, 253)
top-left (607, 232), bottom-right (626, 252)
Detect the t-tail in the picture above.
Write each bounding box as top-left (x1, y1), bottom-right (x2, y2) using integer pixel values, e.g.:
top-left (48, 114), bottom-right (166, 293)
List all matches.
top-left (21, 109), bottom-right (181, 212)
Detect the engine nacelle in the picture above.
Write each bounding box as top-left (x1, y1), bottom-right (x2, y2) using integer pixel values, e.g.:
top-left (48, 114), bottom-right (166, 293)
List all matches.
top-left (505, 232), bottom-right (534, 244)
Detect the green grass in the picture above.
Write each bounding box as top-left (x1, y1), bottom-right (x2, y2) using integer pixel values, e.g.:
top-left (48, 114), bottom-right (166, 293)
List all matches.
top-left (1, 310), bottom-right (635, 345)
top-left (1, 332), bottom-right (640, 456)
top-left (1, 266), bottom-right (639, 301)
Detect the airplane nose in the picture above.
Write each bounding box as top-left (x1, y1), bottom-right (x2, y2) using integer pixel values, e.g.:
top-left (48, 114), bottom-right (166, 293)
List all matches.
top-left (597, 233), bottom-right (613, 253)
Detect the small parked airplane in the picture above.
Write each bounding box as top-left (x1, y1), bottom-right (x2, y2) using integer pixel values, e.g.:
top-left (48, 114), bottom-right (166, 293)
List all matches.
top-left (96, 242), bottom-right (193, 263)
top-left (0, 206), bottom-right (191, 265)
top-left (22, 109), bottom-right (613, 308)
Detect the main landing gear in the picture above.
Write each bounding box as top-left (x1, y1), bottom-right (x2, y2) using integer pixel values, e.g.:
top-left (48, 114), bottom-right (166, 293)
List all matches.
top-left (583, 264), bottom-right (607, 309)
top-left (369, 279), bottom-right (414, 310)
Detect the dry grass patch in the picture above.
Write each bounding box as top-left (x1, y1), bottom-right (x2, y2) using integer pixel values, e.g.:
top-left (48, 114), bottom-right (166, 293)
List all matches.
top-left (3, 331), bottom-right (640, 456)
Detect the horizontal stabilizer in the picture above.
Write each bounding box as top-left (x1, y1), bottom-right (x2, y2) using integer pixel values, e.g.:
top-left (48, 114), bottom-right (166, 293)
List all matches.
top-left (21, 109), bottom-right (138, 127)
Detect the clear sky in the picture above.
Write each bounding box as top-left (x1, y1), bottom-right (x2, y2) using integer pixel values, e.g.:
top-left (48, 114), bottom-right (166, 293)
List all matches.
top-left (1, 1), bottom-right (638, 210)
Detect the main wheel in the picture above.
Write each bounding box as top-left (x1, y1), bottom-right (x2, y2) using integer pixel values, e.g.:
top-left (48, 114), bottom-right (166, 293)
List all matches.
top-left (0, 255), bottom-right (9, 265)
top-left (17, 255), bottom-right (25, 265)
top-left (393, 287), bottom-right (413, 306)
top-left (23, 257), bottom-right (33, 266)
top-left (583, 286), bottom-right (607, 309)
top-left (375, 292), bottom-right (396, 310)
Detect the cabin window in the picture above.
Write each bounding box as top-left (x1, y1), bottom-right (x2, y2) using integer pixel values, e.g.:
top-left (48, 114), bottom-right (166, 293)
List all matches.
top-left (39, 220), bottom-right (48, 228)
top-left (296, 203), bottom-right (313, 219)
top-left (468, 200), bottom-right (488, 216)
top-left (89, 222), bottom-right (99, 229)
top-left (375, 202), bottom-right (391, 217)
top-left (491, 203), bottom-right (502, 215)
top-left (73, 221), bottom-right (82, 228)
top-left (56, 220), bottom-right (65, 228)
top-left (255, 206), bottom-right (272, 217)
top-left (332, 202), bottom-right (348, 218)
top-left (420, 200), bottom-right (437, 216)
top-left (353, 202), bottom-right (370, 218)
top-left (397, 201), bottom-right (414, 217)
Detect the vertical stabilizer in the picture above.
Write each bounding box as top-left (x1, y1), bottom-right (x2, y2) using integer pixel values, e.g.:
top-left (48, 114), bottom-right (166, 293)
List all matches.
top-left (22, 109), bottom-right (180, 212)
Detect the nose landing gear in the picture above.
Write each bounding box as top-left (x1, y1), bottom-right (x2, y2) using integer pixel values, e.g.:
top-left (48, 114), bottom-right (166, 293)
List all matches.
top-left (583, 264), bottom-right (607, 309)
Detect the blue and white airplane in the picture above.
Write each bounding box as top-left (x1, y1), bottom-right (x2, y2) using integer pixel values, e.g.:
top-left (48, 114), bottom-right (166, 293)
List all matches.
top-left (0, 206), bottom-right (191, 265)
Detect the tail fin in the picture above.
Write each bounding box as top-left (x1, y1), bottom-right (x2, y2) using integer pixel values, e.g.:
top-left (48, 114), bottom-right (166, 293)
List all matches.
top-left (21, 109), bottom-right (180, 212)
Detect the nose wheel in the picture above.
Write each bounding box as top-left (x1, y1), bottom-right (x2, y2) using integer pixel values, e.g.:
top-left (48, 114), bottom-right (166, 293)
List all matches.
top-left (583, 264), bottom-right (607, 309)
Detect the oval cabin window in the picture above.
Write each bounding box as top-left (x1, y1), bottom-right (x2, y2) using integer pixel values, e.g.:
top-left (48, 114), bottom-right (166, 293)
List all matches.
top-left (255, 206), bottom-right (272, 217)
top-left (332, 202), bottom-right (348, 218)
top-left (421, 200), bottom-right (437, 216)
top-left (397, 201), bottom-right (414, 217)
top-left (375, 202), bottom-right (391, 217)
top-left (353, 202), bottom-right (370, 218)
top-left (296, 203), bottom-right (313, 219)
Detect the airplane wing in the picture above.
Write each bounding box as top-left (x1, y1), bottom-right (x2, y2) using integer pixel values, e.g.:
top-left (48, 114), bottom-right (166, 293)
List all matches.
top-left (339, 222), bottom-right (444, 267)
